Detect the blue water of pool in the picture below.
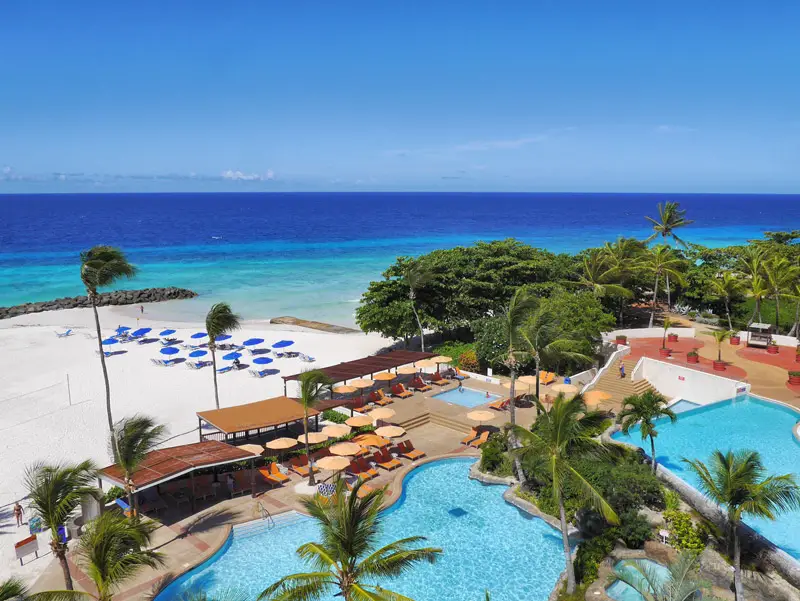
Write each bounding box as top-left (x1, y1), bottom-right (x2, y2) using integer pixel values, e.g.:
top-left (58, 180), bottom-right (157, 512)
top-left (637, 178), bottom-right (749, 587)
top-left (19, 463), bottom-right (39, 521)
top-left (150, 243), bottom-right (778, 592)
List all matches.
top-left (606, 559), bottom-right (670, 601)
top-left (156, 459), bottom-right (566, 601)
top-left (433, 386), bottom-right (501, 408)
top-left (612, 395), bottom-right (800, 558)
top-left (668, 399), bottom-right (700, 414)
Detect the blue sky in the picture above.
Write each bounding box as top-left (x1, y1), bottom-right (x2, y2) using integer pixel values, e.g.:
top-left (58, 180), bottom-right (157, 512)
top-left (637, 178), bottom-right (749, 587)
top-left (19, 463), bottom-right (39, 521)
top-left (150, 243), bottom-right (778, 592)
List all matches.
top-left (1, 1), bottom-right (799, 193)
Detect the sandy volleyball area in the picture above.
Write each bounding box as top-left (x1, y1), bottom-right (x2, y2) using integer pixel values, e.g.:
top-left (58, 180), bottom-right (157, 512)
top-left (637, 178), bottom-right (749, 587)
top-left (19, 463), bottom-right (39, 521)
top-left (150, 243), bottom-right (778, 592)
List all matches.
top-left (0, 303), bottom-right (388, 582)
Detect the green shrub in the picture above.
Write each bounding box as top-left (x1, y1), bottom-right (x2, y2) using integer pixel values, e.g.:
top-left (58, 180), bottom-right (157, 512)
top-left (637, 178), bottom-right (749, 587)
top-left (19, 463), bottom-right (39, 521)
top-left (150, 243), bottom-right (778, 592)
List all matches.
top-left (664, 489), bottom-right (681, 511)
top-left (688, 311), bottom-right (697, 319)
top-left (663, 509), bottom-right (706, 552)
top-left (459, 350), bottom-right (479, 372)
top-left (574, 527), bottom-right (619, 583)
top-left (104, 486), bottom-right (126, 503)
top-left (480, 433), bottom-right (509, 474)
top-left (789, 371), bottom-right (800, 377)
top-left (618, 510), bottom-right (652, 549)
top-left (583, 418), bottom-right (612, 438)
top-left (322, 409), bottom-right (348, 424)
top-left (433, 341), bottom-right (475, 367)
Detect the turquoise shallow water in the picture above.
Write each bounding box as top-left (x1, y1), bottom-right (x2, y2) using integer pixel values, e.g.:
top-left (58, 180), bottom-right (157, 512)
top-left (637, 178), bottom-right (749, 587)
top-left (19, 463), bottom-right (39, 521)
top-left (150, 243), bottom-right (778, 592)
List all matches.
top-left (3, 192), bottom-right (800, 326)
top-left (156, 458), bottom-right (566, 601)
top-left (612, 395), bottom-right (800, 558)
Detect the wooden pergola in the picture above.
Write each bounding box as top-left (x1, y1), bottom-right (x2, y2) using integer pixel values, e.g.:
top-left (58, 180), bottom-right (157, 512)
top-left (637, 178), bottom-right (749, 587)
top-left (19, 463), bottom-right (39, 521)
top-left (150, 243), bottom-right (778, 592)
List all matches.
top-left (197, 396), bottom-right (320, 443)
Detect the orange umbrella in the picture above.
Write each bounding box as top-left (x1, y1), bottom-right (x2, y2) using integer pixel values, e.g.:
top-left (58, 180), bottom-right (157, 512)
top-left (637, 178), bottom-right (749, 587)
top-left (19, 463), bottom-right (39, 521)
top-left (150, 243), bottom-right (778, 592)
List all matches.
top-left (316, 456), bottom-right (350, 472)
top-left (330, 442), bottom-right (362, 456)
top-left (349, 379), bottom-right (374, 389)
top-left (265, 437), bottom-right (298, 450)
top-left (373, 372), bottom-right (396, 382)
top-left (346, 415), bottom-right (373, 427)
top-left (415, 360), bottom-right (436, 369)
top-left (551, 383), bottom-right (578, 397)
top-left (237, 444), bottom-right (265, 456)
top-left (368, 407), bottom-right (395, 420)
top-left (333, 385), bottom-right (358, 394)
top-left (466, 410), bottom-right (495, 424)
top-left (297, 432), bottom-right (328, 445)
top-left (584, 390), bottom-right (612, 405)
top-left (375, 425), bottom-right (405, 438)
top-left (432, 355), bottom-right (452, 364)
top-left (397, 366), bottom-right (417, 375)
top-left (322, 424), bottom-right (352, 438)
top-left (353, 433), bottom-right (391, 448)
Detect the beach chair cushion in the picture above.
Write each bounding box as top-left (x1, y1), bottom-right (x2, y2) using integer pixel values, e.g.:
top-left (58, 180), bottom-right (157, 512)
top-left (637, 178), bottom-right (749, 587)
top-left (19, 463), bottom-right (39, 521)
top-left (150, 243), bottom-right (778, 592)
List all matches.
top-left (391, 384), bottom-right (413, 398)
top-left (460, 429), bottom-right (479, 445)
top-left (399, 440), bottom-right (425, 460)
top-left (468, 431), bottom-right (490, 448)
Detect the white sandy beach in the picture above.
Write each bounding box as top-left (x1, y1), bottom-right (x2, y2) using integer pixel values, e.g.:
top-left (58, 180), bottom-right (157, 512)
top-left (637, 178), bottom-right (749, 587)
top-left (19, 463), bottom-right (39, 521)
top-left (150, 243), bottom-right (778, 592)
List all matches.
top-left (0, 302), bottom-right (389, 583)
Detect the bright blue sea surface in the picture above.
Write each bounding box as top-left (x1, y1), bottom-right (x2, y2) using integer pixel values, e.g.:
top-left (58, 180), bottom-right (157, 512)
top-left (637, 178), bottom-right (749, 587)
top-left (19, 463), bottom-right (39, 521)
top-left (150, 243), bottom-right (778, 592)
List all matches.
top-left (612, 395), bottom-right (800, 558)
top-left (2, 192), bottom-right (799, 325)
top-left (155, 458), bottom-right (566, 601)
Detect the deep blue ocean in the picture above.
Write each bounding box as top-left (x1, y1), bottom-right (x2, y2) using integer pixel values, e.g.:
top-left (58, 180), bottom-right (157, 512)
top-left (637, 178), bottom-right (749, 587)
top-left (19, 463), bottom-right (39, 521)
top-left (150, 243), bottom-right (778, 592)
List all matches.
top-left (2, 192), bottom-right (799, 326)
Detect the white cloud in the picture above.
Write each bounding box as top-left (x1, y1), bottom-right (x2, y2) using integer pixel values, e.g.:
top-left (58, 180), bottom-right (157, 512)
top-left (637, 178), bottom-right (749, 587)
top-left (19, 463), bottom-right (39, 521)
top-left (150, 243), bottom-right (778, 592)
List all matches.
top-left (452, 135), bottom-right (547, 152)
top-left (221, 169), bottom-right (275, 181)
top-left (655, 125), bottom-right (696, 134)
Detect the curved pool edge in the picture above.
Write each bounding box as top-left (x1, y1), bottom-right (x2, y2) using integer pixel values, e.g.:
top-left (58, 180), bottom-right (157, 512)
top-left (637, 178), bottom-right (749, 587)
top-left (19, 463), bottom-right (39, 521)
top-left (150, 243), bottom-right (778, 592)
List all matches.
top-left (151, 452), bottom-right (481, 598)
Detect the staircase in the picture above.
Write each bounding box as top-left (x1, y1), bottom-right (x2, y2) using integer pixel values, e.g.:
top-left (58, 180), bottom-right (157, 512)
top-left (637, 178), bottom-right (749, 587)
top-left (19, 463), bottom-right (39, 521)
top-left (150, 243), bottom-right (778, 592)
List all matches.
top-left (590, 357), bottom-right (654, 408)
top-left (396, 412), bottom-right (474, 434)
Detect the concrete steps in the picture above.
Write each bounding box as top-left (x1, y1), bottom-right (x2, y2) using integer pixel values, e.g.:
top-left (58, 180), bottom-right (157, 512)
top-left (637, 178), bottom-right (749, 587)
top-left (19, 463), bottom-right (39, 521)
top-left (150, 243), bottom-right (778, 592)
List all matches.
top-left (591, 357), bottom-right (654, 407)
top-left (396, 411), bottom-right (475, 434)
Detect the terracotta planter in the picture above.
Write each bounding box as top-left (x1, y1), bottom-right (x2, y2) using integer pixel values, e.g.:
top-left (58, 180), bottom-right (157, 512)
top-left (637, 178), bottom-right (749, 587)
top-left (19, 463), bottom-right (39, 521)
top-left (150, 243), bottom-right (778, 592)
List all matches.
top-left (767, 345), bottom-right (779, 355)
top-left (687, 355), bottom-right (699, 364)
top-left (659, 348), bottom-right (672, 358)
top-left (795, 354), bottom-right (800, 363)
top-left (713, 360), bottom-right (727, 371)
top-left (730, 336), bottom-right (740, 346)
top-left (788, 375), bottom-right (800, 385)
top-left (667, 334), bottom-right (678, 343)
top-left (615, 337), bottom-right (628, 345)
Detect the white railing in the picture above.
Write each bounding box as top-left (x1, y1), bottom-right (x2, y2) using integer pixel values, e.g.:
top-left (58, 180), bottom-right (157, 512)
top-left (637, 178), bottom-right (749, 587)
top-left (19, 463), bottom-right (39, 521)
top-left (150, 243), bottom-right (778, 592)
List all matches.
top-left (580, 344), bottom-right (631, 394)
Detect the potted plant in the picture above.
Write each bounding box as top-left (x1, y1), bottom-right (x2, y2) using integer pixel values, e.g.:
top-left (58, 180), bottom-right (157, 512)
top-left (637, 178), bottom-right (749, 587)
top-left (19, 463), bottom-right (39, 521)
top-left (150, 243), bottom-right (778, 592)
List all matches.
top-left (615, 334), bottom-right (628, 345)
top-left (667, 331), bottom-right (679, 343)
top-left (730, 333), bottom-right (741, 345)
top-left (767, 340), bottom-right (780, 355)
top-left (795, 347), bottom-right (800, 363)
top-left (687, 349), bottom-right (699, 364)
top-left (711, 329), bottom-right (732, 371)
top-left (659, 318), bottom-right (673, 357)
top-left (789, 371), bottom-right (800, 385)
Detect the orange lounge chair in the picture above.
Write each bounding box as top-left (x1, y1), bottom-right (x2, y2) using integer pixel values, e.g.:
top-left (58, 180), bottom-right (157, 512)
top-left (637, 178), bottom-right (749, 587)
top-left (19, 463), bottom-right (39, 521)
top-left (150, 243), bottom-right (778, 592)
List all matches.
top-left (391, 383), bottom-right (413, 398)
top-left (456, 368), bottom-right (470, 379)
top-left (409, 377), bottom-right (432, 392)
top-left (372, 389), bottom-right (394, 406)
top-left (398, 440), bottom-right (425, 460)
top-left (429, 374), bottom-right (449, 386)
top-left (347, 460), bottom-right (376, 482)
top-left (460, 429), bottom-right (479, 445)
top-left (539, 371), bottom-right (556, 386)
top-left (355, 457), bottom-right (379, 479)
top-left (346, 481), bottom-right (375, 499)
top-left (287, 456), bottom-right (319, 478)
top-left (468, 431), bottom-right (490, 448)
top-left (259, 463), bottom-right (290, 488)
top-left (372, 449), bottom-right (401, 471)
top-left (488, 398), bottom-right (509, 411)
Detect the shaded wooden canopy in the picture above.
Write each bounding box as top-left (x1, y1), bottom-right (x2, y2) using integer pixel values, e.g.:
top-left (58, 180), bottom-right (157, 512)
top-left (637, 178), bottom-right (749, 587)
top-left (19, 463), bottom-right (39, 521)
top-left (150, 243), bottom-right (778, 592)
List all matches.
top-left (100, 441), bottom-right (254, 490)
top-left (282, 350), bottom-right (436, 384)
top-left (197, 396), bottom-right (318, 434)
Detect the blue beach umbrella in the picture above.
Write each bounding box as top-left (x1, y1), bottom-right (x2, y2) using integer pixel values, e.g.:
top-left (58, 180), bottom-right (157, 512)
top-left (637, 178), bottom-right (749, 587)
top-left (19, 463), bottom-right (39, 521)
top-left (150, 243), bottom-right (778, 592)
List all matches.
top-left (160, 347), bottom-right (179, 356)
top-left (222, 352), bottom-right (242, 361)
top-left (272, 340), bottom-right (294, 349)
top-left (215, 334), bottom-right (232, 341)
top-left (159, 329), bottom-right (176, 337)
top-left (189, 350), bottom-right (208, 358)
top-left (131, 327), bottom-right (152, 337)
top-left (191, 332), bottom-right (208, 339)
top-left (253, 357), bottom-right (274, 365)
top-left (102, 338), bottom-right (119, 345)
top-left (115, 326), bottom-right (131, 334)
top-left (243, 338), bottom-right (264, 346)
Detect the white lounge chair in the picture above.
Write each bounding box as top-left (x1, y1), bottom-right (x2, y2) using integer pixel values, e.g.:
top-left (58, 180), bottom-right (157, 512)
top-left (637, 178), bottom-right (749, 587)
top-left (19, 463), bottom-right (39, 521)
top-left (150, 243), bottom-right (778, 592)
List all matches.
top-left (55, 329), bottom-right (73, 338)
top-left (248, 369), bottom-right (269, 378)
top-left (300, 354), bottom-right (316, 363)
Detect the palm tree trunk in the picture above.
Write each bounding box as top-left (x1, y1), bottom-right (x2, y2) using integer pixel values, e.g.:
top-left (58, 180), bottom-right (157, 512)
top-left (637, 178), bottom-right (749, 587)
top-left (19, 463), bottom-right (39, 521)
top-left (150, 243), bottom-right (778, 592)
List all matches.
top-left (508, 367), bottom-right (517, 426)
top-left (649, 435), bottom-right (657, 474)
top-left (775, 295), bottom-right (780, 333)
top-left (211, 346), bottom-right (220, 409)
top-left (305, 410), bottom-right (315, 486)
top-left (793, 301), bottom-right (800, 340)
top-left (757, 298), bottom-right (762, 323)
top-left (53, 541), bottom-right (74, 590)
top-left (410, 299), bottom-right (425, 352)
top-left (91, 297), bottom-right (118, 460)
top-left (559, 496), bottom-right (576, 594)
top-left (535, 358), bottom-right (541, 415)
top-left (665, 272), bottom-right (671, 310)
top-left (733, 525), bottom-right (744, 601)
top-left (649, 273), bottom-right (660, 328)
top-left (725, 298), bottom-right (733, 331)
top-left (619, 298), bottom-right (625, 327)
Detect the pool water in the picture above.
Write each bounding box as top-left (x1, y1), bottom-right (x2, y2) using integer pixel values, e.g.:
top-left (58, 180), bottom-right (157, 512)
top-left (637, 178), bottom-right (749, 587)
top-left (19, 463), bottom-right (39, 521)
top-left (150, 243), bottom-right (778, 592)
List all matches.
top-left (668, 399), bottom-right (700, 413)
top-left (433, 386), bottom-right (501, 408)
top-left (156, 459), bottom-right (566, 601)
top-left (606, 559), bottom-right (670, 601)
top-left (612, 395), bottom-right (800, 558)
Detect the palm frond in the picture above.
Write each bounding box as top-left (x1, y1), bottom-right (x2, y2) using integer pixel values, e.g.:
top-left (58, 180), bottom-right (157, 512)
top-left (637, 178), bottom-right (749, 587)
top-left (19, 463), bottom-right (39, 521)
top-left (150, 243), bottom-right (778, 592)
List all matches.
top-left (356, 536), bottom-right (441, 578)
top-left (24, 461), bottom-right (99, 535)
top-left (0, 578), bottom-right (30, 601)
top-left (205, 303), bottom-right (241, 342)
top-left (80, 246), bottom-right (138, 292)
top-left (111, 414), bottom-right (168, 473)
top-left (257, 573), bottom-right (336, 601)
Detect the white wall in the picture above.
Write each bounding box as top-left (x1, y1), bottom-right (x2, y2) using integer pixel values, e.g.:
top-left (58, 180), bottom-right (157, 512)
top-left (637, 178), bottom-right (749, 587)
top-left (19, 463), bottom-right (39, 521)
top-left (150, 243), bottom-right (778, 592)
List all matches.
top-left (602, 327), bottom-right (695, 342)
top-left (633, 357), bottom-right (749, 404)
top-left (581, 345), bottom-right (630, 393)
top-left (735, 330), bottom-right (798, 348)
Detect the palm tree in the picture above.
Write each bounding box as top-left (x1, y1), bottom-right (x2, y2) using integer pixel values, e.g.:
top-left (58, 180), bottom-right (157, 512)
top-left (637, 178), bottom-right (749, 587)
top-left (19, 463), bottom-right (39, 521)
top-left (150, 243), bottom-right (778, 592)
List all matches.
top-left (617, 390), bottom-right (676, 474)
top-left (0, 578), bottom-right (29, 601)
top-left (711, 329), bottom-right (733, 362)
top-left (205, 302), bottom-right (242, 409)
top-left (80, 246), bottom-right (138, 448)
top-left (43, 512), bottom-right (164, 601)
top-left (736, 247), bottom-right (767, 326)
top-left (259, 478), bottom-right (441, 601)
top-left (400, 259), bottom-right (433, 352)
top-left (511, 394), bottom-right (619, 594)
top-left (645, 202), bottom-right (694, 309)
top-left (763, 256), bottom-right (798, 333)
top-left (24, 461), bottom-right (98, 590)
top-left (571, 249), bottom-right (633, 300)
top-left (745, 274), bottom-right (769, 326)
top-left (498, 288), bottom-right (537, 427)
top-left (708, 272), bottom-right (743, 331)
top-left (639, 245), bottom-right (686, 328)
top-left (683, 450), bottom-right (800, 601)
top-left (615, 551), bottom-right (721, 601)
top-left (297, 370), bottom-right (333, 486)
top-left (661, 317), bottom-right (674, 349)
top-left (603, 237), bottom-right (645, 326)
top-left (111, 415), bottom-right (167, 517)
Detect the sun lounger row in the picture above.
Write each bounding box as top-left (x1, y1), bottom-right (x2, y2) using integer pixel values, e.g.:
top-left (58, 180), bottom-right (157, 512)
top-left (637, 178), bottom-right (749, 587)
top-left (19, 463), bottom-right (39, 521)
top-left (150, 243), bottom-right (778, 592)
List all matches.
top-left (460, 429), bottom-right (490, 448)
top-left (150, 358), bottom-right (176, 367)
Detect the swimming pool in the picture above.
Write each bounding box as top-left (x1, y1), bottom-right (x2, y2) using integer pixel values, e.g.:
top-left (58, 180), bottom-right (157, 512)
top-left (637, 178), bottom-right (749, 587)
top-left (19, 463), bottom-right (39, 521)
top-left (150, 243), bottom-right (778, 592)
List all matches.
top-left (606, 559), bottom-right (670, 601)
top-left (612, 395), bottom-right (800, 558)
top-left (433, 386), bottom-right (501, 408)
top-left (155, 459), bottom-right (566, 601)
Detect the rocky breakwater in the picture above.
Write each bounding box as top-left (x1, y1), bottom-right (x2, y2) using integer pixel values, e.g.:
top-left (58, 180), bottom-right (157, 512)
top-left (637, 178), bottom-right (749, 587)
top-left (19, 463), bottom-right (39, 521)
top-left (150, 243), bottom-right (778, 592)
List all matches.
top-left (0, 287), bottom-right (198, 320)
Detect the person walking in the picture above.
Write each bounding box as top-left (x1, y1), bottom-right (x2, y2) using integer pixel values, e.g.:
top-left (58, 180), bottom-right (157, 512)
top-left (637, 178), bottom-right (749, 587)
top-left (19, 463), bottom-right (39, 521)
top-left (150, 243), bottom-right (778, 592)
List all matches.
top-left (619, 361), bottom-right (626, 379)
top-left (13, 502), bottom-right (24, 527)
